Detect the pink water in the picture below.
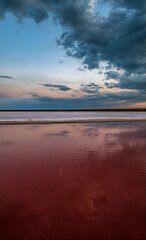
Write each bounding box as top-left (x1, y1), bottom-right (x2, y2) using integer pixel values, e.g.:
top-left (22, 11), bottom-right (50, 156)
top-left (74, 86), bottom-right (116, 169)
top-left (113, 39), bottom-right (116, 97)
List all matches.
top-left (0, 122), bottom-right (146, 240)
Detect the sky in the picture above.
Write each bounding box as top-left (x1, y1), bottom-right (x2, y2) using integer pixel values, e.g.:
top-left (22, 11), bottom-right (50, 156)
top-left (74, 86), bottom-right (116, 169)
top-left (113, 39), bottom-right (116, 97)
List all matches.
top-left (0, 0), bottom-right (146, 109)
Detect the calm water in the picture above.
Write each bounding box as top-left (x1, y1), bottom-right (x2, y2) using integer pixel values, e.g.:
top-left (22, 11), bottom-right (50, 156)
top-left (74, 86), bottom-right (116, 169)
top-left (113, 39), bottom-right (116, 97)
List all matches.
top-left (0, 122), bottom-right (146, 240)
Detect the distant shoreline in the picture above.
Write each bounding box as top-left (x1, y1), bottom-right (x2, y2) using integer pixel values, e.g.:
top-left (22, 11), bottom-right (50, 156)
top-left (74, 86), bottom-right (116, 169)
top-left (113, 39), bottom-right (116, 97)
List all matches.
top-left (0, 108), bottom-right (146, 112)
top-left (1, 119), bottom-right (146, 125)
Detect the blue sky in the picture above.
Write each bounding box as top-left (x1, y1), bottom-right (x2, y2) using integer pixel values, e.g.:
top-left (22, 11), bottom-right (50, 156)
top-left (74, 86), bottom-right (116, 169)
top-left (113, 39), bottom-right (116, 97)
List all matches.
top-left (0, 0), bottom-right (146, 109)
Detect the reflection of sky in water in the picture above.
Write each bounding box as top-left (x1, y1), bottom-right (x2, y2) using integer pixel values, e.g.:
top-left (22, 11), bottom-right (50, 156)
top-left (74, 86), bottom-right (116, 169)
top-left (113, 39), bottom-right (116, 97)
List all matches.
top-left (0, 122), bottom-right (146, 240)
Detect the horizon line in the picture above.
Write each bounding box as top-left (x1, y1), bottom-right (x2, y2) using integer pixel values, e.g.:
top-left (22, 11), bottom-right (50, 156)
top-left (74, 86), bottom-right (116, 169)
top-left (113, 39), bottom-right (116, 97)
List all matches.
top-left (0, 108), bottom-right (146, 112)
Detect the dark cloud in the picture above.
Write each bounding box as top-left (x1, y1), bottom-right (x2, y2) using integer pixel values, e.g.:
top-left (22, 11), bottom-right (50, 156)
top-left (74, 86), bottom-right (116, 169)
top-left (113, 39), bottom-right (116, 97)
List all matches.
top-left (1, 88), bottom-right (146, 110)
top-left (28, 92), bottom-right (40, 97)
top-left (119, 75), bottom-right (146, 90)
top-left (40, 83), bottom-right (71, 91)
top-left (105, 0), bottom-right (146, 11)
top-left (105, 74), bottom-right (146, 90)
top-left (0, 0), bottom-right (91, 25)
top-left (57, 1), bottom-right (146, 75)
top-left (0, 0), bottom-right (49, 23)
top-left (37, 91), bottom-right (145, 109)
top-left (0, 75), bottom-right (13, 79)
top-left (0, 0), bottom-right (146, 96)
top-left (1, 1), bottom-right (145, 71)
top-left (81, 83), bottom-right (102, 94)
top-left (104, 82), bottom-right (118, 89)
top-left (105, 71), bottom-right (121, 80)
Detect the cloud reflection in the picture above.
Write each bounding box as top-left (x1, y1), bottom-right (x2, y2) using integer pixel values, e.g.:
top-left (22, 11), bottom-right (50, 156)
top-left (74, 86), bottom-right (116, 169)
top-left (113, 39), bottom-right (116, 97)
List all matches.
top-left (0, 122), bottom-right (146, 239)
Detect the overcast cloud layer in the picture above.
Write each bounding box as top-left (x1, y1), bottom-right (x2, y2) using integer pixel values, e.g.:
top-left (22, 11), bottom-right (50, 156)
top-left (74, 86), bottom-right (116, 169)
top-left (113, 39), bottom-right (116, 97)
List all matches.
top-left (0, 0), bottom-right (146, 107)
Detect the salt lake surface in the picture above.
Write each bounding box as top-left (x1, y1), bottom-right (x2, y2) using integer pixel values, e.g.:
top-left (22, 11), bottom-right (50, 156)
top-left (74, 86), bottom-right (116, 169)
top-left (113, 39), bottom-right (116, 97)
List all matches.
top-left (0, 122), bottom-right (146, 240)
top-left (0, 111), bottom-right (146, 122)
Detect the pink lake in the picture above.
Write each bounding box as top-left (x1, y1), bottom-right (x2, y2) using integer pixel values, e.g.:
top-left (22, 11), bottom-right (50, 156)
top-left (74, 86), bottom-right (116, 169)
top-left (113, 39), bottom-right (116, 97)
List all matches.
top-left (0, 122), bottom-right (146, 240)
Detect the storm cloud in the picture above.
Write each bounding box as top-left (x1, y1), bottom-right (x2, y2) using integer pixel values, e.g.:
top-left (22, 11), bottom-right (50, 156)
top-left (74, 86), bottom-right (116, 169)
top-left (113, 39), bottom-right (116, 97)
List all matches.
top-left (81, 83), bottom-right (102, 94)
top-left (40, 83), bottom-right (71, 91)
top-left (1, 88), bottom-right (145, 110)
top-left (105, 73), bottom-right (146, 90)
top-left (0, 75), bottom-right (13, 79)
top-left (0, 0), bottom-right (146, 92)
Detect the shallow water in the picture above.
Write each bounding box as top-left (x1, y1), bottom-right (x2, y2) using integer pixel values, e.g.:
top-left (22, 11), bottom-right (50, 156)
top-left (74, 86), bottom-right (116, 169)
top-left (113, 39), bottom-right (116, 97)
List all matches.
top-left (0, 122), bottom-right (146, 240)
top-left (0, 111), bottom-right (146, 121)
